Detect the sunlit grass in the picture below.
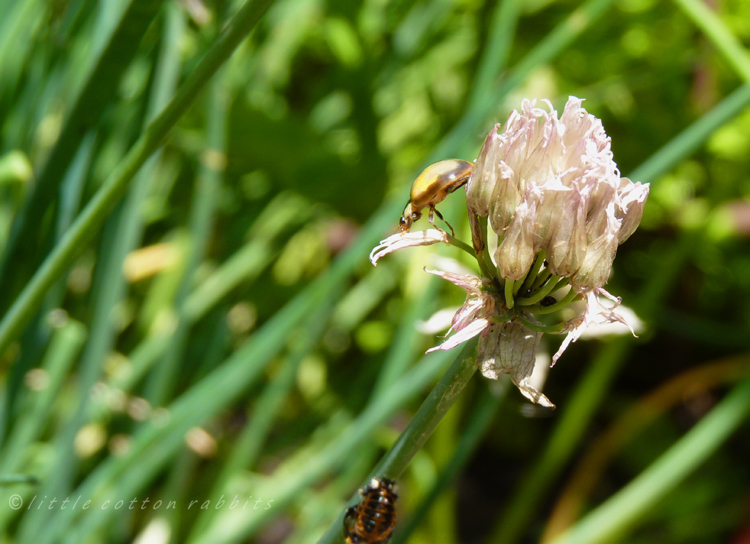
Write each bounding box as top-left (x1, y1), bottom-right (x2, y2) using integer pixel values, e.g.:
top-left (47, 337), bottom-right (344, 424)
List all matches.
top-left (0, 0), bottom-right (749, 543)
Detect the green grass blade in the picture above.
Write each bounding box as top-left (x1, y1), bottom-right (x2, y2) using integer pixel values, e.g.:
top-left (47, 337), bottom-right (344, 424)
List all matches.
top-left (548, 379), bottom-right (750, 544)
top-left (144, 9), bottom-right (217, 407)
top-left (0, 0), bottom-right (162, 302)
top-left (0, 320), bottom-right (86, 472)
top-left (0, 319), bottom-right (86, 533)
top-left (0, 0), bottom-right (276, 361)
top-left (190, 297), bottom-right (338, 536)
top-left (630, 84), bottom-right (750, 183)
top-left (672, 0), bottom-right (750, 83)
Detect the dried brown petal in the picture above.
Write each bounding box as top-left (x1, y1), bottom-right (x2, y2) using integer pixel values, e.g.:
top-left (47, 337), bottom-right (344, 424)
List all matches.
top-left (478, 320), bottom-right (552, 407)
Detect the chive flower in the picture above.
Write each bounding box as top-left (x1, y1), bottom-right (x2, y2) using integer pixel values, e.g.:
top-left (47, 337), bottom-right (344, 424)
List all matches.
top-left (371, 97), bottom-right (649, 407)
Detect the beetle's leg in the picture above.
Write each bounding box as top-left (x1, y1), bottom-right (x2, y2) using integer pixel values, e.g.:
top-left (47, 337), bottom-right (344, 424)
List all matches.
top-left (426, 207), bottom-right (444, 235)
top-left (430, 206), bottom-right (455, 237)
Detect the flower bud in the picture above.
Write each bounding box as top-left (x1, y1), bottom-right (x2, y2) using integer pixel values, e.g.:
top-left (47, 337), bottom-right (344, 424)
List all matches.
top-left (546, 184), bottom-right (587, 277)
top-left (466, 124), bottom-right (501, 217)
top-left (495, 199), bottom-right (536, 280)
top-left (571, 205), bottom-right (620, 291)
top-left (615, 179), bottom-right (649, 243)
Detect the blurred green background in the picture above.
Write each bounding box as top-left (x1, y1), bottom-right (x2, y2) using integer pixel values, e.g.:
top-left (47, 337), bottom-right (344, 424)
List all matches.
top-left (0, 0), bottom-right (749, 543)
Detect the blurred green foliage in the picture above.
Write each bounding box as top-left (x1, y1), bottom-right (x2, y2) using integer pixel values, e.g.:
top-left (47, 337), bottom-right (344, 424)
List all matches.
top-left (0, 0), bottom-right (749, 543)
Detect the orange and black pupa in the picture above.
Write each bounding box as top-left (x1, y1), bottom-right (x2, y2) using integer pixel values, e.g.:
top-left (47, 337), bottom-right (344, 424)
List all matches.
top-left (343, 477), bottom-right (398, 544)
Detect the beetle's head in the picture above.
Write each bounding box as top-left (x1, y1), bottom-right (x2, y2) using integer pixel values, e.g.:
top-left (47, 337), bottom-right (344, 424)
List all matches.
top-left (399, 203), bottom-right (421, 233)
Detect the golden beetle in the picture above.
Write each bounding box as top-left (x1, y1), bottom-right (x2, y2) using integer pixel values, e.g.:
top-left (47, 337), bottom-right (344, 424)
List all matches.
top-left (399, 159), bottom-right (474, 236)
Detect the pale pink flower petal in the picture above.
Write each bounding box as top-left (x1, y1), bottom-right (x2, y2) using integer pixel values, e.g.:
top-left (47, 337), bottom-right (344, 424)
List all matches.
top-left (424, 268), bottom-right (495, 349)
top-left (551, 289), bottom-right (638, 365)
top-left (369, 229), bottom-right (449, 266)
top-left (426, 318), bottom-right (491, 353)
top-left (423, 268), bottom-right (484, 293)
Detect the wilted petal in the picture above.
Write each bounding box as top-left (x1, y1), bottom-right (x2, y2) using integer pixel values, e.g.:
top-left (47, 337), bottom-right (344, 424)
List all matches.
top-left (478, 320), bottom-right (552, 407)
top-left (370, 229), bottom-right (449, 266)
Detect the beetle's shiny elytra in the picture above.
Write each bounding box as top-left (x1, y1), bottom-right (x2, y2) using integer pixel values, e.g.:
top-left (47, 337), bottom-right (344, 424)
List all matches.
top-left (343, 477), bottom-right (398, 544)
top-left (399, 159), bottom-right (474, 236)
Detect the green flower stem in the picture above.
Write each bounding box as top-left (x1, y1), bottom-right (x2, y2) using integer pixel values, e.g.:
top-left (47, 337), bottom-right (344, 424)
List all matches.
top-left (512, 276), bottom-right (526, 296)
top-left (445, 234), bottom-right (485, 270)
top-left (550, 277), bottom-right (570, 293)
top-left (372, 341), bottom-right (478, 480)
top-left (0, 0), bottom-right (275, 360)
top-left (532, 288), bottom-right (579, 315)
top-left (516, 275), bottom-right (565, 306)
top-left (513, 312), bottom-right (567, 334)
top-left (491, 311), bottom-right (514, 324)
top-left (314, 340), bottom-right (478, 544)
top-left (519, 251), bottom-right (546, 294)
top-left (549, 379), bottom-right (750, 544)
top-left (532, 266), bottom-right (552, 290)
top-left (390, 384), bottom-right (503, 544)
top-left (504, 279), bottom-right (515, 309)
